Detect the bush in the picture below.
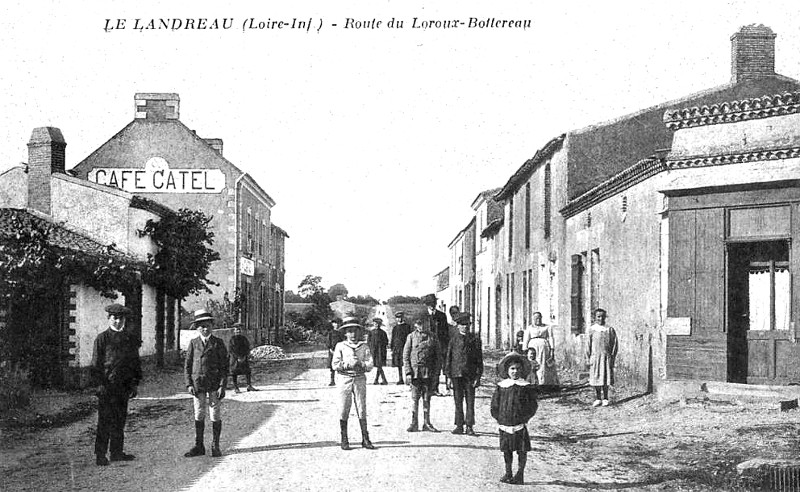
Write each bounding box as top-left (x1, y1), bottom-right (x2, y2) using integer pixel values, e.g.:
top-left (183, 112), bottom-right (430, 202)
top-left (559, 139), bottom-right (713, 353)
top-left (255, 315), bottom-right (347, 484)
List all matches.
top-left (0, 361), bottom-right (31, 411)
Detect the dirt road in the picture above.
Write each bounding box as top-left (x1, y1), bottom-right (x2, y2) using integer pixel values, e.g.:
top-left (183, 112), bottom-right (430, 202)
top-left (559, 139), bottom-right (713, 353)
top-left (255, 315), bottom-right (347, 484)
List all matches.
top-left (3, 351), bottom-right (800, 491)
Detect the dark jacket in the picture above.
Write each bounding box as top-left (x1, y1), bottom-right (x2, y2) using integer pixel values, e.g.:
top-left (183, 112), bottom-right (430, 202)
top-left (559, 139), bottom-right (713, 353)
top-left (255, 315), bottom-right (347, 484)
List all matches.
top-left (444, 331), bottom-right (484, 380)
top-left (390, 322), bottom-right (412, 366)
top-left (185, 335), bottom-right (228, 392)
top-left (403, 329), bottom-right (441, 379)
top-left (228, 334), bottom-right (251, 374)
top-left (490, 381), bottom-right (538, 426)
top-left (425, 309), bottom-right (450, 350)
top-left (326, 329), bottom-right (346, 351)
top-left (368, 328), bottom-right (389, 367)
top-left (91, 328), bottom-right (142, 393)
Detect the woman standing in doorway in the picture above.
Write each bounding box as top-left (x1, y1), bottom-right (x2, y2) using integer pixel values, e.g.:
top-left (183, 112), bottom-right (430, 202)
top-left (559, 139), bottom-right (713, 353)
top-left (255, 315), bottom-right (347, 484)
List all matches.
top-left (522, 312), bottom-right (557, 388)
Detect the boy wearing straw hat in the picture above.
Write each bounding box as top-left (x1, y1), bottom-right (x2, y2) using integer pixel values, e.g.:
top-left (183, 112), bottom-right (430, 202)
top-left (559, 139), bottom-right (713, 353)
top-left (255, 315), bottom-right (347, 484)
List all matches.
top-left (331, 317), bottom-right (375, 450)
top-left (491, 352), bottom-right (539, 485)
top-left (184, 309), bottom-right (228, 458)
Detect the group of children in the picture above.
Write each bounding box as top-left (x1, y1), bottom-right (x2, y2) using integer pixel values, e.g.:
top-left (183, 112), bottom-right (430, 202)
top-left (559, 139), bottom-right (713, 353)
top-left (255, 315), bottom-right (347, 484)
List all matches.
top-left (330, 307), bottom-right (618, 486)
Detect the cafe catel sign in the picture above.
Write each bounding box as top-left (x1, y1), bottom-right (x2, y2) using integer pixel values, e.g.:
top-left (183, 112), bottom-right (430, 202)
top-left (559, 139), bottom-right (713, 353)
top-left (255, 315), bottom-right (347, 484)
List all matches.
top-left (88, 157), bottom-right (226, 193)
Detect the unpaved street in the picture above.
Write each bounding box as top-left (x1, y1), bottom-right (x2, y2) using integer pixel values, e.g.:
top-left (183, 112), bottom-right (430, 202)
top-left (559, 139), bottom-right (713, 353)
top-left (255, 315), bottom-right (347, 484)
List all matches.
top-left (4, 351), bottom-right (800, 491)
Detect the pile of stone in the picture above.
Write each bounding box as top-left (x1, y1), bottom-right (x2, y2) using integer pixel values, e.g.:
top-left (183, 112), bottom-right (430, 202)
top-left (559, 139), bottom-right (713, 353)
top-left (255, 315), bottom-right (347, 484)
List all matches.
top-left (249, 345), bottom-right (287, 361)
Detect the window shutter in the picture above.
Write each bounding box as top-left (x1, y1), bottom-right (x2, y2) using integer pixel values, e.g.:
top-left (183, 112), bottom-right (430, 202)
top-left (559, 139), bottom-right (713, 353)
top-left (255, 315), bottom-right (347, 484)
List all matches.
top-left (571, 254), bottom-right (584, 334)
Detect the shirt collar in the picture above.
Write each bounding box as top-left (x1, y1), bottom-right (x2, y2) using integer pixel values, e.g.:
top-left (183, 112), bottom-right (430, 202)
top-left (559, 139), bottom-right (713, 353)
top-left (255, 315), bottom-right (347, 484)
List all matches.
top-left (498, 378), bottom-right (531, 388)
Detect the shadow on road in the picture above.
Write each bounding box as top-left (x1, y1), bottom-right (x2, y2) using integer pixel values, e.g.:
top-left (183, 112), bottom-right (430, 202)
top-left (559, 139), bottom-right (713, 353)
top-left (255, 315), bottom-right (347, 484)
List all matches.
top-left (229, 440), bottom-right (499, 454)
top-left (524, 478), bottom-right (664, 489)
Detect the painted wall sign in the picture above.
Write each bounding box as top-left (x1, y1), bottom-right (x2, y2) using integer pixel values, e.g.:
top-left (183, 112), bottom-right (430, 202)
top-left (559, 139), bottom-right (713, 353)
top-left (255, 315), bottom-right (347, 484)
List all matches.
top-left (240, 257), bottom-right (255, 276)
top-left (88, 157), bottom-right (225, 193)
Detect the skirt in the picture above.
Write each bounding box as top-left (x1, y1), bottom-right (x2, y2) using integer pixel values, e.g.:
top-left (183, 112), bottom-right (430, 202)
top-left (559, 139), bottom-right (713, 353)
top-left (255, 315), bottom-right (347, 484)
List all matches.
top-left (499, 426), bottom-right (531, 452)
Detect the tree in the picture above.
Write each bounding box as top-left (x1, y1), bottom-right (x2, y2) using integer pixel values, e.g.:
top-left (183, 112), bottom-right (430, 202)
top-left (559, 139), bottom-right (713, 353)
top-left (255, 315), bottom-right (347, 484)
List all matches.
top-left (328, 283), bottom-right (348, 300)
top-left (387, 295), bottom-right (422, 304)
top-left (294, 275), bottom-right (331, 331)
top-left (284, 290), bottom-right (304, 303)
top-left (297, 275), bottom-right (324, 299)
top-left (346, 294), bottom-right (380, 306)
top-left (139, 209), bottom-right (221, 300)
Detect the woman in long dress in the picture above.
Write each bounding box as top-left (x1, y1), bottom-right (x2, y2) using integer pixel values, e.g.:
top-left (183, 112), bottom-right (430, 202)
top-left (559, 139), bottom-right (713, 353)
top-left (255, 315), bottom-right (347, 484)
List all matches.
top-left (521, 312), bottom-right (557, 387)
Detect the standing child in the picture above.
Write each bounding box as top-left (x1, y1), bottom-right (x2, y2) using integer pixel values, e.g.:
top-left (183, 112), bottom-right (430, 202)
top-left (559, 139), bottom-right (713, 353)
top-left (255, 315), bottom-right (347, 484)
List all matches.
top-left (491, 353), bottom-right (538, 485)
top-left (525, 349), bottom-right (540, 385)
top-left (331, 317), bottom-right (375, 450)
top-left (587, 308), bottom-right (618, 407)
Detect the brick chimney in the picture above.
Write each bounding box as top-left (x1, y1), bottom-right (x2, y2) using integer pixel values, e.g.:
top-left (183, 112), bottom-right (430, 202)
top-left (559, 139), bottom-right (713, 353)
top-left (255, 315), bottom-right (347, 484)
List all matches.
top-left (204, 138), bottom-right (223, 156)
top-left (134, 93), bottom-right (180, 120)
top-left (731, 24), bottom-right (776, 83)
top-left (27, 127), bottom-right (66, 215)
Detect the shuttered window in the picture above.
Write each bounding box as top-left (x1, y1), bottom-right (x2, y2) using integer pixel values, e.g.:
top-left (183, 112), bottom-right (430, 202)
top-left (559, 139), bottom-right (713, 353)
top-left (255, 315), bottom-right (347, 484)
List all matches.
top-left (571, 254), bottom-right (584, 334)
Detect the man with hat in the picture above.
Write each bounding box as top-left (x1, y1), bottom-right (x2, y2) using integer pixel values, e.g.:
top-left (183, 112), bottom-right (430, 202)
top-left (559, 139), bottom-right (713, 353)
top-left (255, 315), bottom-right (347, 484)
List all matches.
top-left (390, 311), bottom-right (411, 384)
top-left (331, 317), bottom-right (375, 450)
top-left (421, 294), bottom-right (450, 396)
top-left (326, 317), bottom-right (345, 386)
top-left (91, 303), bottom-right (141, 466)
top-left (368, 317), bottom-right (389, 385)
top-left (228, 322), bottom-right (256, 393)
top-left (184, 309), bottom-right (229, 458)
top-left (444, 312), bottom-right (483, 436)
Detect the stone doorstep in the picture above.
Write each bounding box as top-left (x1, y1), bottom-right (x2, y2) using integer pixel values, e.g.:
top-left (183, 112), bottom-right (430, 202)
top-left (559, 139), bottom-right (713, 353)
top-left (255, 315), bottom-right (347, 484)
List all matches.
top-left (657, 379), bottom-right (800, 409)
top-left (737, 458), bottom-right (800, 487)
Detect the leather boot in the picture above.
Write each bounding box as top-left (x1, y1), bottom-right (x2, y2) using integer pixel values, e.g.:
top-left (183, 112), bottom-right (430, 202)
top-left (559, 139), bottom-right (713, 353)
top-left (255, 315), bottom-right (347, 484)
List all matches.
top-left (407, 412), bottom-right (418, 432)
top-left (513, 452), bottom-right (527, 484)
top-left (422, 411), bottom-right (439, 432)
top-left (500, 452), bottom-right (514, 483)
top-left (211, 421), bottom-right (222, 457)
top-left (184, 420), bottom-right (205, 457)
top-left (340, 419), bottom-right (350, 450)
top-left (359, 419), bottom-right (375, 449)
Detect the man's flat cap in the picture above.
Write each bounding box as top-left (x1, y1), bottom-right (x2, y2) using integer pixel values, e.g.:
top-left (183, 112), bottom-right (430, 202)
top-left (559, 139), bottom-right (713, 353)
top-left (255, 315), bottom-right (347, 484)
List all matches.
top-left (105, 303), bottom-right (131, 316)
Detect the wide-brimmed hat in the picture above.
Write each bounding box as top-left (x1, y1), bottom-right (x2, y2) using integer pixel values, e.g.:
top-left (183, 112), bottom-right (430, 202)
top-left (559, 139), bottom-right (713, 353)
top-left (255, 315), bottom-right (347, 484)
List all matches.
top-left (231, 321), bottom-right (243, 328)
top-left (394, 311), bottom-right (405, 318)
top-left (192, 309), bottom-right (214, 324)
top-left (496, 352), bottom-right (532, 380)
top-left (421, 294), bottom-right (437, 307)
top-left (340, 317), bottom-right (363, 334)
top-left (105, 303), bottom-right (131, 316)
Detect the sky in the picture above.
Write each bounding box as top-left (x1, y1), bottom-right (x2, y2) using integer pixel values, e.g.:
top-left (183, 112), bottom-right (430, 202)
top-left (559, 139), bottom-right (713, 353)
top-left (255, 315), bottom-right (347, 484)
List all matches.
top-left (2, 0), bottom-right (800, 300)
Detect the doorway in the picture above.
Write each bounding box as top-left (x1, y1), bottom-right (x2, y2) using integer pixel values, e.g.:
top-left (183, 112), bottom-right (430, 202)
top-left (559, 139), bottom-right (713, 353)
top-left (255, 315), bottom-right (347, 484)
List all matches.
top-left (727, 241), bottom-right (791, 384)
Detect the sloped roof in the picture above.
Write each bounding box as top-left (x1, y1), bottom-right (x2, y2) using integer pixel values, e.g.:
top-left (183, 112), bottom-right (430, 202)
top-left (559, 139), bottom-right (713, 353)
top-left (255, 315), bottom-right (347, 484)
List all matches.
top-left (0, 208), bottom-right (141, 264)
top-left (71, 118), bottom-right (276, 207)
top-left (566, 75), bottom-right (800, 199)
top-left (495, 135), bottom-right (566, 201)
top-left (480, 217), bottom-right (504, 238)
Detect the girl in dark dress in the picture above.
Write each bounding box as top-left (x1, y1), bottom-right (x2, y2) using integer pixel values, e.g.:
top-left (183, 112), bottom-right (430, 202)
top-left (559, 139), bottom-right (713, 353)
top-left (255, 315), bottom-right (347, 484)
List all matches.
top-left (490, 352), bottom-right (538, 485)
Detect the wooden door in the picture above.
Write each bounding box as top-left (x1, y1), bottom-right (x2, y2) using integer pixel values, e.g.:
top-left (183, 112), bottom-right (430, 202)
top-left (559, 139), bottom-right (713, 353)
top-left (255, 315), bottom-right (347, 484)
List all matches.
top-left (728, 241), bottom-right (794, 384)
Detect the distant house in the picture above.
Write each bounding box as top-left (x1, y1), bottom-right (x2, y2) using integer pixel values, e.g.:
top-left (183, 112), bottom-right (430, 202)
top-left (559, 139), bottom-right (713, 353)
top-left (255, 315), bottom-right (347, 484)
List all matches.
top-left (472, 187), bottom-right (503, 348)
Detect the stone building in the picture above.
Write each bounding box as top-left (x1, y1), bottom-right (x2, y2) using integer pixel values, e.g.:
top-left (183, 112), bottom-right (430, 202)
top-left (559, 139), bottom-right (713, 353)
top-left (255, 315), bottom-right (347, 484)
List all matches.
top-left (70, 93), bottom-right (287, 345)
top-left (0, 127), bottom-right (178, 386)
top-left (449, 24), bottom-right (800, 389)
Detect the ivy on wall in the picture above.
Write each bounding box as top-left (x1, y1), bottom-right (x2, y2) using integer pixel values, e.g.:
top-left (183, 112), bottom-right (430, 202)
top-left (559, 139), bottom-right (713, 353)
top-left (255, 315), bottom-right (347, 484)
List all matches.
top-left (0, 213), bottom-right (140, 302)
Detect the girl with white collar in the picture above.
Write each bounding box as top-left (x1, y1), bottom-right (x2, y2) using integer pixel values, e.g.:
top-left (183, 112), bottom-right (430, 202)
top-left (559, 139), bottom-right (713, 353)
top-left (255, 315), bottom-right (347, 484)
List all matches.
top-left (490, 353), bottom-right (539, 485)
